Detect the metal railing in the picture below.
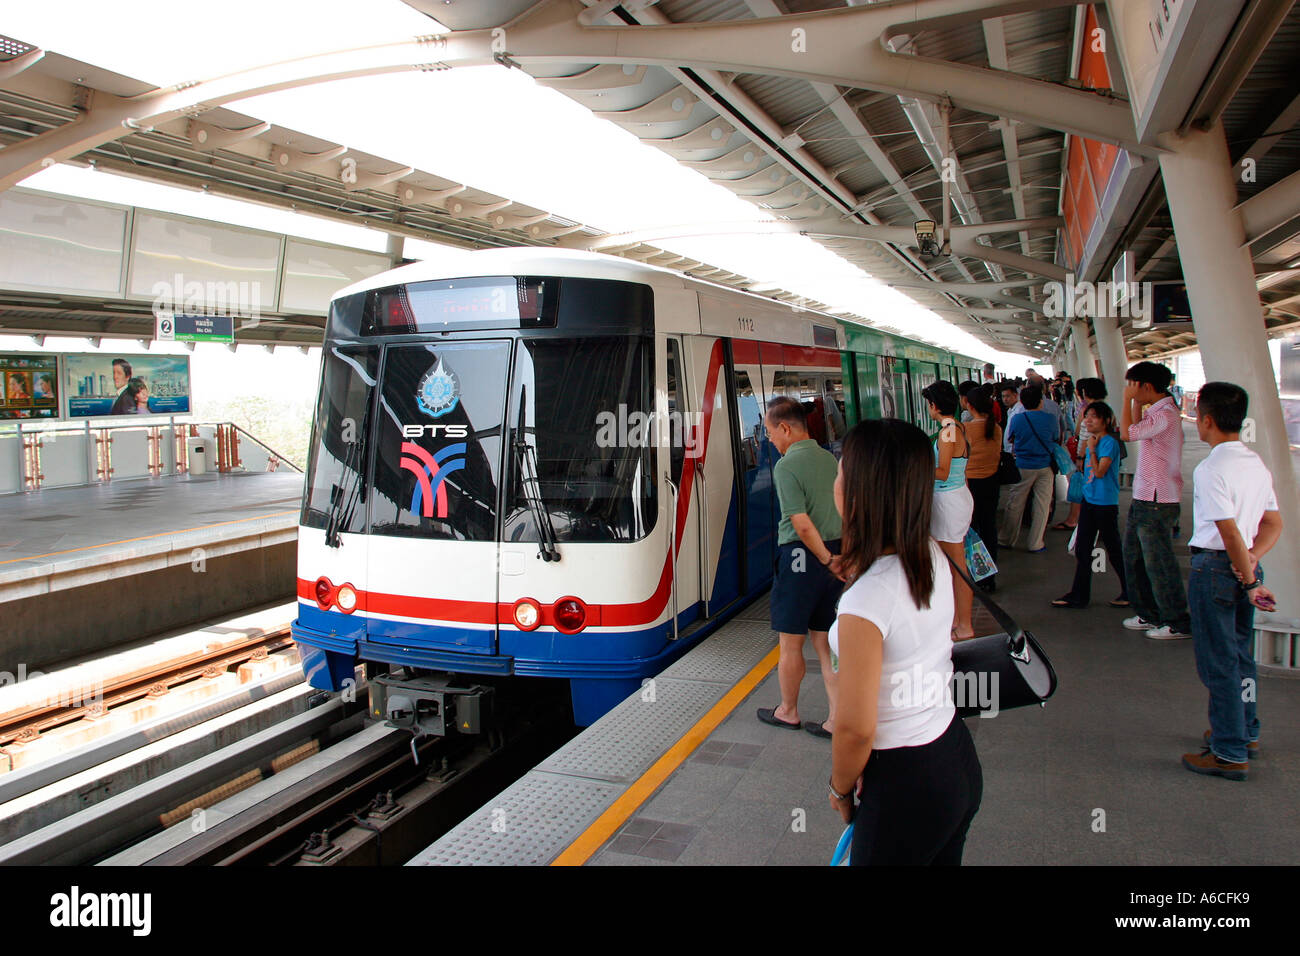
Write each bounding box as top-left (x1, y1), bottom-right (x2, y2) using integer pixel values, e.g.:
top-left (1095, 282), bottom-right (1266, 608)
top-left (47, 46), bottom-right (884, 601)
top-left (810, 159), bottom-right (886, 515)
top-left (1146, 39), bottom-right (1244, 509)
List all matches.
top-left (0, 419), bottom-right (302, 495)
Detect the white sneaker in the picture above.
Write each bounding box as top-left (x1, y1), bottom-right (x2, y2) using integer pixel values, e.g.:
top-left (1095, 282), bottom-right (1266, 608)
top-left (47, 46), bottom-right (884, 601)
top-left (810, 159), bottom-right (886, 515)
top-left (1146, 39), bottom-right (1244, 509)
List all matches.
top-left (1122, 615), bottom-right (1152, 631)
top-left (1146, 626), bottom-right (1191, 640)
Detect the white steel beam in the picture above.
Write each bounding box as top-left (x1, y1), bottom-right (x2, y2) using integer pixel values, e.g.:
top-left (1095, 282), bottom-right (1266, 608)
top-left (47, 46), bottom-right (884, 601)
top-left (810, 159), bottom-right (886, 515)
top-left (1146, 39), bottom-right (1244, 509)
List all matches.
top-left (0, 0), bottom-right (1147, 193)
top-left (1236, 169), bottom-right (1300, 247)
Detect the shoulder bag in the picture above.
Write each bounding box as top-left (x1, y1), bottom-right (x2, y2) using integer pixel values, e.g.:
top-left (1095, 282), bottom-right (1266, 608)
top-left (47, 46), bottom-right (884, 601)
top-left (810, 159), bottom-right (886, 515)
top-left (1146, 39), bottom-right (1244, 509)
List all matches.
top-left (945, 554), bottom-right (1059, 717)
top-left (1024, 414), bottom-right (1074, 475)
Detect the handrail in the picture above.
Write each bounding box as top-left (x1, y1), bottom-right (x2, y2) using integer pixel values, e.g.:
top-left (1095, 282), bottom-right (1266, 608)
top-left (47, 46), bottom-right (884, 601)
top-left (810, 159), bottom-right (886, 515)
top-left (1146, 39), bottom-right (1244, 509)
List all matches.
top-left (0, 419), bottom-right (303, 472)
top-left (226, 423), bottom-right (304, 473)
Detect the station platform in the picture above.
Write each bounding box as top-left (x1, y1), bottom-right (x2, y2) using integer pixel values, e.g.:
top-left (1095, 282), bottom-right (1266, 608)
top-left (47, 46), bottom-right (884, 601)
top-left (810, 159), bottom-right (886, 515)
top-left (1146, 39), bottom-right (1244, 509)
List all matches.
top-left (411, 423), bottom-right (1300, 866)
top-left (0, 471), bottom-right (302, 670)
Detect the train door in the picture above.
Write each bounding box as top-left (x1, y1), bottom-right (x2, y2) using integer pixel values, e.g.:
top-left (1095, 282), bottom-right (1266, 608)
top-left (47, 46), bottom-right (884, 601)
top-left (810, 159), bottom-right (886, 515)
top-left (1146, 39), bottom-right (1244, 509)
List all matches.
top-left (662, 335), bottom-right (701, 630)
top-left (908, 360), bottom-right (940, 431)
top-left (677, 336), bottom-right (741, 617)
top-left (730, 341), bottom-right (776, 593)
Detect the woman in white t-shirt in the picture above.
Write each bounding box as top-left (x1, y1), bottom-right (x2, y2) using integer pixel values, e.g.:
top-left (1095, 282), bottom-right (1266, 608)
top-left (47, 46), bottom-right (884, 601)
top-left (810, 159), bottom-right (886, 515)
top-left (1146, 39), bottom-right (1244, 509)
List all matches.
top-left (827, 418), bottom-right (984, 865)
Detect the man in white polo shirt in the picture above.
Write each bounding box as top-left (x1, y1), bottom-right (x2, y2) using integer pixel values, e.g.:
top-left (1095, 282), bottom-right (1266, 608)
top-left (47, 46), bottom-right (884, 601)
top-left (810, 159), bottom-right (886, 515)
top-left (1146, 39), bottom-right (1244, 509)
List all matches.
top-left (1180, 382), bottom-right (1282, 782)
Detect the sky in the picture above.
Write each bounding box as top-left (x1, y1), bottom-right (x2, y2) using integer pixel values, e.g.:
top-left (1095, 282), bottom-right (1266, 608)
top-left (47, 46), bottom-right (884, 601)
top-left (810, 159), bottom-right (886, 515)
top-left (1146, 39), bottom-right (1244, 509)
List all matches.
top-left (3, 0), bottom-right (1042, 396)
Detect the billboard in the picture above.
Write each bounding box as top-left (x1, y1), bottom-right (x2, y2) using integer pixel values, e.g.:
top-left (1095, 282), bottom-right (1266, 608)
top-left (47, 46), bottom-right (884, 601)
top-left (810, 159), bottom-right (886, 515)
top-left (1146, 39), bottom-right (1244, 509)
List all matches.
top-left (1, 353), bottom-right (60, 422)
top-left (64, 353), bottom-right (192, 418)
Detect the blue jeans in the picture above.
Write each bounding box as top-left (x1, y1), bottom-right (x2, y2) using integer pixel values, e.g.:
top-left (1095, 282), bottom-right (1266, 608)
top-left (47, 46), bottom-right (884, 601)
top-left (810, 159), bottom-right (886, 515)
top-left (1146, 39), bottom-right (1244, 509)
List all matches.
top-left (1188, 550), bottom-right (1260, 764)
top-left (1123, 500), bottom-right (1191, 632)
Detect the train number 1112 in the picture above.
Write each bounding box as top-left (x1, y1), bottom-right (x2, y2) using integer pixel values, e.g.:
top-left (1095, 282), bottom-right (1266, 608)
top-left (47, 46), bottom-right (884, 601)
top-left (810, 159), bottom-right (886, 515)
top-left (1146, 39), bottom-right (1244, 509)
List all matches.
top-left (737, 316), bottom-right (755, 332)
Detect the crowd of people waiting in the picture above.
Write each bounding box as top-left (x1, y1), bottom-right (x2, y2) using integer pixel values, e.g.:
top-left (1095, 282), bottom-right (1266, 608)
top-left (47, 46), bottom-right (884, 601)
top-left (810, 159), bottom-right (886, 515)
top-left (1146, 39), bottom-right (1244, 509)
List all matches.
top-left (754, 360), bottom-right (1283, 866)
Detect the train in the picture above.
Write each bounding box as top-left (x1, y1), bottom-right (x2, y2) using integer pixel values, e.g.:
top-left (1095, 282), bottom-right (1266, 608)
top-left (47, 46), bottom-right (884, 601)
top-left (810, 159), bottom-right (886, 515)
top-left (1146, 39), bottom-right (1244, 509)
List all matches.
top-left (291, 248), bottom-right (984, 734)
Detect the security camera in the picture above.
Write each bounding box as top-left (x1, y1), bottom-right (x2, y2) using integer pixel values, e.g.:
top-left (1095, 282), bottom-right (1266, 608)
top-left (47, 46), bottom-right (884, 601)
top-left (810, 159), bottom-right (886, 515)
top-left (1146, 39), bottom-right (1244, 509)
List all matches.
top-left (914, 219), bottom-right (941, 260)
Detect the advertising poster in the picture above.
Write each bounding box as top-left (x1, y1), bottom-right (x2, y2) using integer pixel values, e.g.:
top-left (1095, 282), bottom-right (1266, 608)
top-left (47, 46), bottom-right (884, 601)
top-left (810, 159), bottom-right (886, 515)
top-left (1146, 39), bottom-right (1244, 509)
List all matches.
top-left (1, 353), bottom-right (60, 421)
top-left (64, 353), bottom-right (191, 418)
top-left (877, 355), bottom-right (899, 420)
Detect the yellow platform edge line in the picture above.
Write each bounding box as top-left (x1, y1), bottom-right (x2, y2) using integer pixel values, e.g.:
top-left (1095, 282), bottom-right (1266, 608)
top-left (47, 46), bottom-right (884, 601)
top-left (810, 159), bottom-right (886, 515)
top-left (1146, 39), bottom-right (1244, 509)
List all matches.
top-left (550, 643), bottom-right (780, 867)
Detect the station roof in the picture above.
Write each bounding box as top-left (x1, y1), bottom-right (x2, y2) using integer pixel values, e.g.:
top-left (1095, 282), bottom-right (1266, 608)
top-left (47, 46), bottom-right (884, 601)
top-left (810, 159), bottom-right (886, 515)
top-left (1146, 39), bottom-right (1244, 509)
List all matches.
top-left (1, 1), bottom-right (1298, 362)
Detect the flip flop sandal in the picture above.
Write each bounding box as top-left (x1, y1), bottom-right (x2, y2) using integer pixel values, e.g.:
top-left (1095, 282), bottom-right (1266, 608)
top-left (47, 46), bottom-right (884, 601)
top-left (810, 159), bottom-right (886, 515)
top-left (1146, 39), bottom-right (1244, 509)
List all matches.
top-left (1051, 597), bottom-right (1084, 609)
top-left (803, 721), bottom-right (833, 739)
top-left (1050, 522), bottom-right (1076, 531)
top-left (756, 707), bottom-right (801, 730)
top-left (1108, 598), bottom-right (1131, 608)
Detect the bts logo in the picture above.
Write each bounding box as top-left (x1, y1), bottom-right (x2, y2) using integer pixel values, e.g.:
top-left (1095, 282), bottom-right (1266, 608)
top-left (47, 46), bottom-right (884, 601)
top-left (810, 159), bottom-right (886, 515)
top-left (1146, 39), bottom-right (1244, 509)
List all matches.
top-left (402, 424), bottom-right (468, 438)
top-left (400, 442), bottom-right (467, 519)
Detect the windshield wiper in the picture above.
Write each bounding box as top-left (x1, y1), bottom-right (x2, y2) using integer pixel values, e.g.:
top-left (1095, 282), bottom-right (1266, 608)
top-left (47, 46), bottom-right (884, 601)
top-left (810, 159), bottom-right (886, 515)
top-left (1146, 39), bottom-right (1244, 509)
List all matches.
top-left (324, 405), bottom-right (370, 549)
top-left (514, 388), bottom-right (559, 562)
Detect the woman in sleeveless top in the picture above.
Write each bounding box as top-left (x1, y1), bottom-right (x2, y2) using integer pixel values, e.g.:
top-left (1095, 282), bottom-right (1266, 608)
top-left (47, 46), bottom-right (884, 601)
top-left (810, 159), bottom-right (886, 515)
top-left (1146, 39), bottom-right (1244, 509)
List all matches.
top-left (922, 381), bottom-right (975, 640)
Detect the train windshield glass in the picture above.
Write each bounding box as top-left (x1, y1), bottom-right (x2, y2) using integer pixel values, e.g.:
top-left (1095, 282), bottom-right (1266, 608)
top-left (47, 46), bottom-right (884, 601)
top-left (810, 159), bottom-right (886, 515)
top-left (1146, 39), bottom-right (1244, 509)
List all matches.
top-left (503, 336), bottom-right (655, 544)
top-left (301, 346), bottom-right (379, 536)
top-left (369, 341), bottom-right (510, 541)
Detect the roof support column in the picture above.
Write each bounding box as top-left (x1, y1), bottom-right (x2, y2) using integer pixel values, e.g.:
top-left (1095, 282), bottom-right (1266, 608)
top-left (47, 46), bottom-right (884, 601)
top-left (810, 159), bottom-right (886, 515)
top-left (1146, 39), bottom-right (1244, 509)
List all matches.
top-left (1070, 319), bottom-right (1098, 377)
top-left (1092, 309), bottom-right (1135, 473)
top-left (1157, 121), bottom-right (1300, 626)
top-left (386, 233), bottom-right (406, 269)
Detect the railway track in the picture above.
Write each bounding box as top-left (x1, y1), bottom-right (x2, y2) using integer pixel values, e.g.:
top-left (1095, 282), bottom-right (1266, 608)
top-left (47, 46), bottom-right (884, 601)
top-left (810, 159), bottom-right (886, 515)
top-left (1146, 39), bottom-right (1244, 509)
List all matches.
top-left (0, 628), bottom-right (295, 747)
top-left (129, 677), bottom-right (576, 866)
top-left (0, 665), bottom-right (574, 866)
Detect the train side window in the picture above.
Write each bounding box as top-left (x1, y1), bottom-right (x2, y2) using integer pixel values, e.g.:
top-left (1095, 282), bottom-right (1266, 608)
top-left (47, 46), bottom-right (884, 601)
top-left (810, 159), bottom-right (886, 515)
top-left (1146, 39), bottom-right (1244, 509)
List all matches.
top-left (823, 378), bottom-right (847, 440)
top-left (734, 369), bottom-right (760, 471)
top-left (666, 339), bottom-right (685, 486)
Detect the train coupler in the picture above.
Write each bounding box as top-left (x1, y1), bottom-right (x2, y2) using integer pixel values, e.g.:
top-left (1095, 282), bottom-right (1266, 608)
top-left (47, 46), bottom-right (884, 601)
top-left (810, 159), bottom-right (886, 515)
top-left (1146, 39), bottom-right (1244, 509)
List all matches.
top-left (371, 672), bottom-right (495, 738)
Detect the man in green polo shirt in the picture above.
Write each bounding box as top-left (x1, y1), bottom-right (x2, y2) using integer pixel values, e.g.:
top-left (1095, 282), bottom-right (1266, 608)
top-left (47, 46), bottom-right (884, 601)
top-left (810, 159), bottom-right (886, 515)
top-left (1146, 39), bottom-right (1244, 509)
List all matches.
top-left (756, 396), bottom-right (844, 739)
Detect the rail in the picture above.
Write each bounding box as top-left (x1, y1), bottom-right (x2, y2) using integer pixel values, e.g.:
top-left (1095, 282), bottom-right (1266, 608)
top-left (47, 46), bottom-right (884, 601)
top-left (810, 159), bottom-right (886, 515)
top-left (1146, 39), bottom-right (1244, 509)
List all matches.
top-left (0, 418), bottom-right (302, 494)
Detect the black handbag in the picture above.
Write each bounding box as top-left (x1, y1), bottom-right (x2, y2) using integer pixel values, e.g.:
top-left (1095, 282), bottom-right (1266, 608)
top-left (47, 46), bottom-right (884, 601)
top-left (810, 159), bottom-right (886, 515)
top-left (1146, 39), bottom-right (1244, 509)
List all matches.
top-left (946, 554), bottom-right (1058, 717)
top-left (995, 450), bottom-right (1020, 485)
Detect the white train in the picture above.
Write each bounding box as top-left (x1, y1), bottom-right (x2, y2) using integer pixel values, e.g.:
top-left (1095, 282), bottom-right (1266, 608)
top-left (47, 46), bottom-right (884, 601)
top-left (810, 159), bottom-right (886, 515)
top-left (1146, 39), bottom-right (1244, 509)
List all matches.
top-left (291, 248), bottom-right (980, 730)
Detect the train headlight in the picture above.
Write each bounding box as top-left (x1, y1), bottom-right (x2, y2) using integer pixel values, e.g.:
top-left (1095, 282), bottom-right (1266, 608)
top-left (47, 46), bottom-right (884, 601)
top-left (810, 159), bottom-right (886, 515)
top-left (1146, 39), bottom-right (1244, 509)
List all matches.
top-left (336, 584), bottom-right (358, 613)
top-left (314, 577), bottom-right (335, 609)
top-left (513, 598), bottom-right (541, 631)
top-left (554, 598), bottom-right (587, 634)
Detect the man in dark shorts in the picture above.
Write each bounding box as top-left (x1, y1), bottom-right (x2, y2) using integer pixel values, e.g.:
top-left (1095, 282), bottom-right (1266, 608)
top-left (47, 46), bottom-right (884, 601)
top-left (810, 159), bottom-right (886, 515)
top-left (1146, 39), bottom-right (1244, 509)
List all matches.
top-left (757, 397), bottom-right (844, 738)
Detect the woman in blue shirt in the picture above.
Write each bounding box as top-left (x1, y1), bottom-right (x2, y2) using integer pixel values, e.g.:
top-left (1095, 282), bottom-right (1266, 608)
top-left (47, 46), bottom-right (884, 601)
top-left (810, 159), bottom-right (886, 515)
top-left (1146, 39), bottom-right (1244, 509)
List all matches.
top-left (1052, 402), bottom-right (1130, 609)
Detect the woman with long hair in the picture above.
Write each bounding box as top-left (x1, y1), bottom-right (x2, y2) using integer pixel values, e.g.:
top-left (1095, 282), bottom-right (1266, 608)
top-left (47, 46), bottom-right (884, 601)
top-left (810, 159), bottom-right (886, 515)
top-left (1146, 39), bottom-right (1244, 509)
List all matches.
top-left (1051, 401), bottom-right (1130, 609)
top-left (921, 381), bottom-right (974, 639)
top-left (963, 385), bottom-right (1003, 591)
top-left (828, 419), bottom-right (983, 864)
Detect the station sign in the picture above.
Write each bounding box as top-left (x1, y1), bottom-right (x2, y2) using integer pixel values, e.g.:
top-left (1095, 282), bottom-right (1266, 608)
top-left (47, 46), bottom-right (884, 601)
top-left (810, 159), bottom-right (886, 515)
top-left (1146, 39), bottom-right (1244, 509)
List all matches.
top-left (156, 312), bottom-right (235, 344)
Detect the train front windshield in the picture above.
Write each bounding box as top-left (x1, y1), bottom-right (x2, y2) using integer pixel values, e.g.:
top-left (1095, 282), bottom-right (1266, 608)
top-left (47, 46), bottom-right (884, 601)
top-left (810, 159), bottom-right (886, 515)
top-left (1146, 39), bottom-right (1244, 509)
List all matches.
top-left (302, 332), bottom-right (657, 546)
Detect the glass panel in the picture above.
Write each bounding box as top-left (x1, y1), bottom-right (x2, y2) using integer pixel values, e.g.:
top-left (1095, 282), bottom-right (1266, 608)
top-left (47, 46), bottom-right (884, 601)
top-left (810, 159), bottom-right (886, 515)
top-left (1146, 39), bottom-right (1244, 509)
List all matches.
top-left (734, 369), bottom-right (761, 471)
top-left (302, 346), bottom-right (379, 533)
top-left (369, 341), bottom-right (510, 541)
top-left (281, 240), bottom-right (389, 314)
top-left (666, 339), bottom-right (685, 487)
top-left (502, 336), bottom-right (655, 544)
top-left (823, 378), bottom-right (847, 440)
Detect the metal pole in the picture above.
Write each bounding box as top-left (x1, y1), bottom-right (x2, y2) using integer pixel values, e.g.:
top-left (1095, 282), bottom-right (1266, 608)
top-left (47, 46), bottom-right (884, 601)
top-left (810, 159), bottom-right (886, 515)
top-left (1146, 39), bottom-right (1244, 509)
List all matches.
top-left (1156, 121), bottom-right (1300, 627)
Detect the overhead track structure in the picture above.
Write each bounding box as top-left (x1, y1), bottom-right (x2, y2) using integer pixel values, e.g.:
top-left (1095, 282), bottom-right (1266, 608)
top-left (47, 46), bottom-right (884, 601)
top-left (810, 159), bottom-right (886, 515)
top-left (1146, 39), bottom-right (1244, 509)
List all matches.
top-left (1, 0), bottom-right (1298, 359)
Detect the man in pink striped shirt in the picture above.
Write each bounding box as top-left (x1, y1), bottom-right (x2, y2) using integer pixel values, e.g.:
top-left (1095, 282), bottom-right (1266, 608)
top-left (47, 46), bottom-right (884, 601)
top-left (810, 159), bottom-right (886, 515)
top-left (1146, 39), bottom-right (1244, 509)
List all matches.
top-left (1119, 362), bottom-right (1192, 639)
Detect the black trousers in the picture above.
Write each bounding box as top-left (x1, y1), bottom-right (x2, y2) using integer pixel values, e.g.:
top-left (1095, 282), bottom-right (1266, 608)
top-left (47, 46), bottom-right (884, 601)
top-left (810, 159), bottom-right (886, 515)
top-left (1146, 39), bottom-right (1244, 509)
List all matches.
top-left (967, 474), bottom-right (1000, 567)
top-left (850, 715), bottom-right (983, 865)
top-left (1066, 500), bottom-right (1128, 604)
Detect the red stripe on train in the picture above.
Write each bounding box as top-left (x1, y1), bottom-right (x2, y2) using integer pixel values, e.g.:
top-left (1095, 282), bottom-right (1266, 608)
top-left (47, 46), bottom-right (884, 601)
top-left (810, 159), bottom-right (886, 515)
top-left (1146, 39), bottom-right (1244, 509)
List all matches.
top-left (297, 338), bottom-right (729, 631)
